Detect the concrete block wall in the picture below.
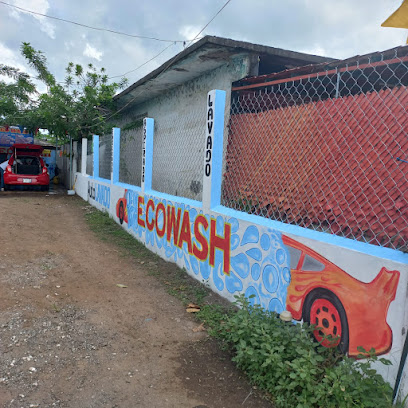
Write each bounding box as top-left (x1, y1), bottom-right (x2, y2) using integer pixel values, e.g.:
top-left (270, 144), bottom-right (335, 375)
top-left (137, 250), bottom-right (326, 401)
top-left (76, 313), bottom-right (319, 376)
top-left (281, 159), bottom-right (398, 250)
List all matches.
top-left (114, 55), bottom-right (251, 201)
top-left (75, 90), bottom-right (408, 403)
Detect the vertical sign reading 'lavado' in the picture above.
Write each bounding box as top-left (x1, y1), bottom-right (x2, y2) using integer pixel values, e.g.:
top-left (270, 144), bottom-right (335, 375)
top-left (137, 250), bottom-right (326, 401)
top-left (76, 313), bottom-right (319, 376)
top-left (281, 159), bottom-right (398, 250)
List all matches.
top-left (205, 92), bottom-right (214, 177)
top-left (142, 119), bottom-right (146, 184)
top-left (202, 89), bottom-right (226, 211)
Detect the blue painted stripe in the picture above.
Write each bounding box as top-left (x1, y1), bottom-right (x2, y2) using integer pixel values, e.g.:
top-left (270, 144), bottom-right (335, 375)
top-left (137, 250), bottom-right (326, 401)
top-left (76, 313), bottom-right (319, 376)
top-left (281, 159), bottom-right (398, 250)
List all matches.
top-left (86, 175), bottom-right (408, 264)
top-left (94, 176), bottom-right (111, 183)
top-left (112, 128), bottom-right (120, 184)
top-left (145, 188), bottom-right (202, 208)
top-left (114, 181), bottom-right (142, 192)
top-left (212, 205), bottom-right (408, 264)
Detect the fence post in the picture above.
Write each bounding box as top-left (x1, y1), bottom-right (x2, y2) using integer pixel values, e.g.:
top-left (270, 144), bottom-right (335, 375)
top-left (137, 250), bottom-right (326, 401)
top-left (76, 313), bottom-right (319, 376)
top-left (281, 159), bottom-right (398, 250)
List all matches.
top-left (202, 89), bottom-right (226, 211)
top-left (93, 134), bottom-right (99, 179)
top-left (81, 138), bottom-right (87, 175)
top-left (112, 127), bottom-right (121, 184)
top-left (73, 140), bottom-right (78, 175)
top-left (141, 118), bottom-right (154, 194)
top-left (72, 140), bottom-right (77, 188)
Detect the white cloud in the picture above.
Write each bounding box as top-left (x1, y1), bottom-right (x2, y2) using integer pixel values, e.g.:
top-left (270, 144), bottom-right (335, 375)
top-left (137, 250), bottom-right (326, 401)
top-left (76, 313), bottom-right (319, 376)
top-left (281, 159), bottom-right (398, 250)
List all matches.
top-left (1, 0), bottom-right (406, 92)
top-left (10, 0), bottom-right (56, 39)
top-left (83, 43), bottom-right (103, 61)
top-left (64, 40), bottom-right (76, 52)
top-left (0, 42), bottom-right (46, 93)
top-left (298, 45), bottom-right (328, 58)
top-left (179, 25), bottom-right (201, 42)
top-left (0, 42), bottom-right (25, 69)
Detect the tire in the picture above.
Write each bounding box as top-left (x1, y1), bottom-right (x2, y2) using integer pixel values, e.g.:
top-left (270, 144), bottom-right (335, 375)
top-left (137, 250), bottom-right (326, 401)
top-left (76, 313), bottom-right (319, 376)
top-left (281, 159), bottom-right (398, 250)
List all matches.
top-left (303, 289), bottom-right (349, 354)
top-left (4, 184), bottom-right (10, 191)
top-left (118, 201), bottom-right (124, 224)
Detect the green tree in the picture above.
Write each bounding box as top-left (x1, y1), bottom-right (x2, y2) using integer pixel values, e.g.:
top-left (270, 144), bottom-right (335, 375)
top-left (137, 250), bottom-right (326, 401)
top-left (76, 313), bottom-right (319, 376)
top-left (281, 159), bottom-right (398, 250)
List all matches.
top-left (0, 65), bottom-right (36, 122)
top-left (0, 42), bottom-right (127, 142)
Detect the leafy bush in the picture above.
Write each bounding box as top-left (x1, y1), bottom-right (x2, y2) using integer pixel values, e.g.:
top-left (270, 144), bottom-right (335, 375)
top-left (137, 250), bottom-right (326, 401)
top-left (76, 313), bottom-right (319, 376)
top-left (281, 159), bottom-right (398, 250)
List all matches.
top-left (198, 295), bottom-right (395, 408)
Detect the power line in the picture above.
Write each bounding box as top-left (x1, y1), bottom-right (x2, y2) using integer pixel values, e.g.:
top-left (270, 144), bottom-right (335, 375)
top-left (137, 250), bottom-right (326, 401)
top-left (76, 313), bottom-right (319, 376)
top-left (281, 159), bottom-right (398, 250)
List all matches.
top-left (188, 0), bottom-right (232, 45)
top-left (83, 43), bottom-right (188, 128)
top-left (1, 41), bottom-right (176, 87)
top-left (2, 0), bottom-right (233, 130)
top-left (108, 42), bottom-right (176, 79)
top-left (0, 0), bottom-right (187, 43)
top-left (74, 0), bottom-right (234, 128)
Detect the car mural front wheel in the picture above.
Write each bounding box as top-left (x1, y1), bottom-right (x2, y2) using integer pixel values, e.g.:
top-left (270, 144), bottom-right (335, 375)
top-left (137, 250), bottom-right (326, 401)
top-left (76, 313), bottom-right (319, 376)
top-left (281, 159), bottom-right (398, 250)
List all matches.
top-left (304, 289), bottom-right (349, 354)
top-left (118, 201), bottom-right (125, 225)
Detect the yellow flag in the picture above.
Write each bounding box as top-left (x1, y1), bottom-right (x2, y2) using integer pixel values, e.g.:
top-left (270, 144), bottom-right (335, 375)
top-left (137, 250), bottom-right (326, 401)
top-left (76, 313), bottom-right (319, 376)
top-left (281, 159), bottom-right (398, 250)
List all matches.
top-left (382, 0), bottom-right (408, 28)
top-left (382, 0), bottom-right (408, 43)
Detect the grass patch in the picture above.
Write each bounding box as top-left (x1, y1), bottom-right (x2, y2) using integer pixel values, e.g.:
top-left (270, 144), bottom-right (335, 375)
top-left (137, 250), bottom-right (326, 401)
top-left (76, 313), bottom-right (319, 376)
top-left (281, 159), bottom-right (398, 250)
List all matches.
top-left (83, 204), bottom-right (402, 407)
top-left (85, 207), bottom-right (152, 261)
top-left (83, 206), bottom-right (212, 306)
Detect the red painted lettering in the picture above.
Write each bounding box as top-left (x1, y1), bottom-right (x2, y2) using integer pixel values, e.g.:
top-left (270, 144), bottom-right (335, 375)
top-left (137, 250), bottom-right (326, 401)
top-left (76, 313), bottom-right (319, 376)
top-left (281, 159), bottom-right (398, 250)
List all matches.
top-left (166, 206), bottom-right (182, 246)
top-left (178, 211), bottom-right (192, 253)
top-left (146, 199), bottom-right (155, 231)
top-left (137, 196), bottom-right (145, 227)
top-left (155, 202), bottom-right (166, 238)
top-left (193, 215), bottom-right (209, 261)
top-left (209, 219), bottom-right (231, 275)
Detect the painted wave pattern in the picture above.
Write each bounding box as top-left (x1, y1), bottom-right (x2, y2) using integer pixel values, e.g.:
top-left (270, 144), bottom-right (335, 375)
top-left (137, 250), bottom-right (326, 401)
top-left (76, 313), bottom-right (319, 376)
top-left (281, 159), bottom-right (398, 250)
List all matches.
top-left (128, 194), bottom-right (291, 314)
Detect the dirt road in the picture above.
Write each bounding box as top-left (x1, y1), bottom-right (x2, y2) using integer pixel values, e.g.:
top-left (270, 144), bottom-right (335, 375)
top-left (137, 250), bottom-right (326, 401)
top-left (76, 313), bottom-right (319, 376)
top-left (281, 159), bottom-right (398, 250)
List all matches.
top-left (0, 191), bottom-right (271, 408)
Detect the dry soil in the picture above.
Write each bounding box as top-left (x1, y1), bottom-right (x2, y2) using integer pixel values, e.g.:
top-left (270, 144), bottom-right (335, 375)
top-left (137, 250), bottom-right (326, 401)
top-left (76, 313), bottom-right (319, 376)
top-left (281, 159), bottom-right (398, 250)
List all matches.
top-left (0, 189), bottom-right (272, 408)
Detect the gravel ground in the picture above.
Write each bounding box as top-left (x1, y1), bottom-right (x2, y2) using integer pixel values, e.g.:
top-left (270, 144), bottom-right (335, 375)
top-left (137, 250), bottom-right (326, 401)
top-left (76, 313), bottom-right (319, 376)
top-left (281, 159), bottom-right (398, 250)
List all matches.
top-left (0, 191), bottom-right (272, 408)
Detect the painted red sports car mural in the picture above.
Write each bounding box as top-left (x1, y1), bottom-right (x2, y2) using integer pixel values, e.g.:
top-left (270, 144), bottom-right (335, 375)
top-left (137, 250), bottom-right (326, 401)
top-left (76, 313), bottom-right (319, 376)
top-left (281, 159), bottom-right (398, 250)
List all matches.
top-left (282, 235), bottom-right (400, 356)
top-left (116, 190), bottom-right (128, 225)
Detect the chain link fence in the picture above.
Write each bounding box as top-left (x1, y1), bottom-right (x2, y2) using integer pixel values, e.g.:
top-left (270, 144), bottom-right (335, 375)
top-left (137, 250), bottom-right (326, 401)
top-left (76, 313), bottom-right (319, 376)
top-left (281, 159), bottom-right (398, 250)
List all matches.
top-left (99, 133), bottom-right (113, 180)
top-left (86, 140), bottom-right (93, 176)
top-left (222, 49), bottom-right (408, 251)
top-left (119, 124), bottom-right (143, 187)
top-left (152, 105), bottom-right (206, 201)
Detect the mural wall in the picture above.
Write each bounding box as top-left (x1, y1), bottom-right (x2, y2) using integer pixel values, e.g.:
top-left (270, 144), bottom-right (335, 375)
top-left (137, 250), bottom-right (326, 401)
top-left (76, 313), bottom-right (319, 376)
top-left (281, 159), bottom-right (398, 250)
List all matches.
top-left (74, 89), bottom-right (408, 395)
top-left (0, 126), bottom-right (33, 158)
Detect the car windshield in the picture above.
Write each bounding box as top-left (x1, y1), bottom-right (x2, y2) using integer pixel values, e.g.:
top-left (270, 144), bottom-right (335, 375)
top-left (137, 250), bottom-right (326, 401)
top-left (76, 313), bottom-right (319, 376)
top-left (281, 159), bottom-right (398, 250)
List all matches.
top-left (287, 246), bottom-right (302, 269)
top-left (302, 254), bottom-right (325, 272)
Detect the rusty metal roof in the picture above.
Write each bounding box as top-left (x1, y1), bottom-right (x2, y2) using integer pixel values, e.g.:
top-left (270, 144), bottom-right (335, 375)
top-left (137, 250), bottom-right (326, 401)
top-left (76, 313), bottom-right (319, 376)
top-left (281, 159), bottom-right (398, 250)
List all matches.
top-left (233, 45), bottom-right (408, 90)
top-left (114, 36), bottom-right (334, 110)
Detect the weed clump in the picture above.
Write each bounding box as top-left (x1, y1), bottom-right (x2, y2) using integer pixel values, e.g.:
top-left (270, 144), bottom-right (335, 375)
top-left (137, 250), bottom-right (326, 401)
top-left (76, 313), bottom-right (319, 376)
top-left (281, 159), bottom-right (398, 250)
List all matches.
top-left (198, 294), bottom-right (395, 408)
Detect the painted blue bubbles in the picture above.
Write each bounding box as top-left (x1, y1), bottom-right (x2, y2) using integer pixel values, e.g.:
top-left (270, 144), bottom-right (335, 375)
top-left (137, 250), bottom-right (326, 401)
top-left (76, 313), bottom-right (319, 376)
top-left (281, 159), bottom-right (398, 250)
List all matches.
top-left (126, 190), bottom-right (142, 236)
top-left (229, 224), bottom-right (291, 314)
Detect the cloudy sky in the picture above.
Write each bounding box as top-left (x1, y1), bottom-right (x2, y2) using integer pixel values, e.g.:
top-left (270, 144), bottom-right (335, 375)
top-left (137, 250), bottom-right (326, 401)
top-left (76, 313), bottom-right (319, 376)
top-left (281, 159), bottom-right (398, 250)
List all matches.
top-left (0, 0), bottom-right (406, 89)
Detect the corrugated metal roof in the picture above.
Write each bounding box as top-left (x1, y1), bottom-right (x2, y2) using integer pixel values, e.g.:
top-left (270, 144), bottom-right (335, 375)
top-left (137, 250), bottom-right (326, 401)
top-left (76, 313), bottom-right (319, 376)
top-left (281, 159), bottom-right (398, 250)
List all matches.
top-left (114, 36), bottom-right (334, 110)
top-left (233, 45), bottom-right (408, 90)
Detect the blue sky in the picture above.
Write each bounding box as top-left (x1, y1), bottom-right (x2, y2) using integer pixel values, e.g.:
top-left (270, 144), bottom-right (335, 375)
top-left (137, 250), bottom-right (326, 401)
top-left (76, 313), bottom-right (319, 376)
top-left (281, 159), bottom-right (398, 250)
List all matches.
top-left (0, 0), bottom-right (406, 88)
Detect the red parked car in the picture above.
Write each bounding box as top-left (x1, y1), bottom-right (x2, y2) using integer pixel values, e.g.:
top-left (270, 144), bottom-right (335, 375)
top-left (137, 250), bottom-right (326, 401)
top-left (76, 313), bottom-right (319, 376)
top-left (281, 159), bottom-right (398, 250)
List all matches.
top-left (4, 144), bottom-right (50, 191)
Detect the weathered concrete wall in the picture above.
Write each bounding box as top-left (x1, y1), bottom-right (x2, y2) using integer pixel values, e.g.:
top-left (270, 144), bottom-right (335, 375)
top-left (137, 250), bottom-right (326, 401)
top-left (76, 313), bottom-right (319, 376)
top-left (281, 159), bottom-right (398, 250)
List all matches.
top-left (116, 54), bottom-right (251, 201)
top-left (75, 173), bottom-right (408, 402)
